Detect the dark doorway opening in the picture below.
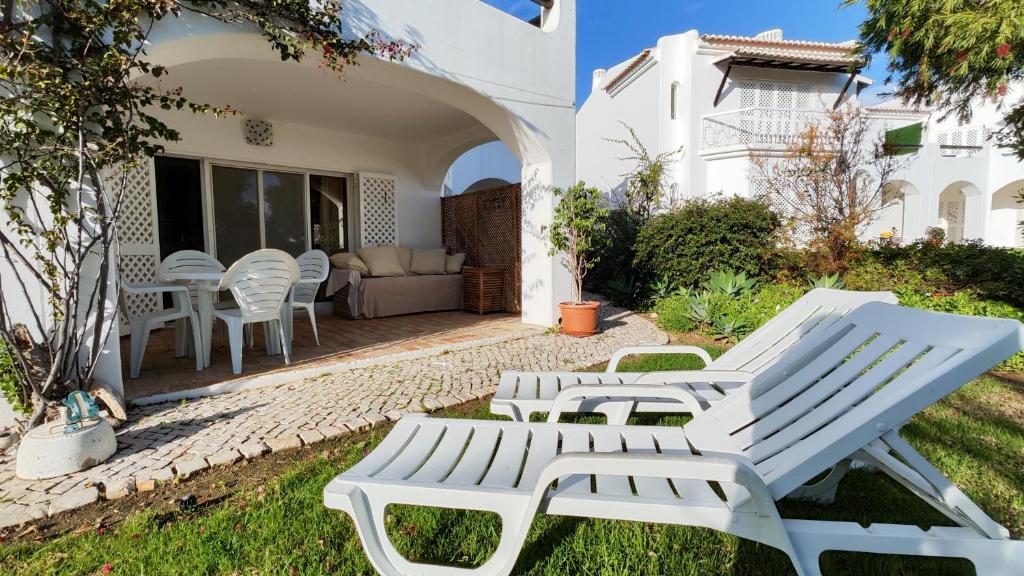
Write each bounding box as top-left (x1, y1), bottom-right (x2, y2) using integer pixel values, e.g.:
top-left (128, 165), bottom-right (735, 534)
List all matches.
top-left (155, 156), bottom-right (205, 260)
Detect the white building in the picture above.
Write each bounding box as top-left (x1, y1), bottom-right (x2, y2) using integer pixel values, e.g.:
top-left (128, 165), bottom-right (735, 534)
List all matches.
top-left (0, 0), bottom-right (576, 411)
top-left (576, 28), bottom-right (1024, 247)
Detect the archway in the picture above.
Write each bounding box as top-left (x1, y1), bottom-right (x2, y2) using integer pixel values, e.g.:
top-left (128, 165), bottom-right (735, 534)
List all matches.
top-left (442, 141), bottom-right (522, 196)
top-left (937, 181), bottom-right (982, 243)
top-left (870, 180), bottom-right (922, 242)
top-left (989, 180), bottom-right (1024, 248)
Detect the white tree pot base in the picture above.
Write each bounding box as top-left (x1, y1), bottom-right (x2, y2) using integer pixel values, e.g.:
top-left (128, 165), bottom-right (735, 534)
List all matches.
top-left (16, 419), bottom-right (116, 480)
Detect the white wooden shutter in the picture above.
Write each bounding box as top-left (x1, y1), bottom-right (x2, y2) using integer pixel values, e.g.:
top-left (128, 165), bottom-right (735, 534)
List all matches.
top-left (358, 173), bottom-right (399, 247)
top-left (112, 159), bottom-right (162, 328)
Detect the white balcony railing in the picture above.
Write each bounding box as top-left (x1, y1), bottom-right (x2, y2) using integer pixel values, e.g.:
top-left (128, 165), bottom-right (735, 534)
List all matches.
top-left (701, 107), bottom-right (828, 151)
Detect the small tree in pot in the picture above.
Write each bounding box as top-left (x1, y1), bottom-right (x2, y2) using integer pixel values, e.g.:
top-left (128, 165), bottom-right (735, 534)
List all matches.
top-left (550, 182), bottom-right (608, 336)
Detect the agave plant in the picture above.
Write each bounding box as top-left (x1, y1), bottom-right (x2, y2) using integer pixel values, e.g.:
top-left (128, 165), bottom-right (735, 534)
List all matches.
top-left (647, 275), bottom-right (678, 305)
top-left (703, 269), bottom-right (758, 298)
top-left (709, 315), bottom-right (751, 344)
top-left (809, 273), bottom-right (846, 289)
top-left (603, 273), bottom-right (640, 308)
top-left (685, 291), bottom-right (714, 327)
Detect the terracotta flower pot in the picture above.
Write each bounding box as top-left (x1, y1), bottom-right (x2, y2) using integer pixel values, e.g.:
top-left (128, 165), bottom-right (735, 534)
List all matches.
top-left (559, 301), bottom-right (600, 337)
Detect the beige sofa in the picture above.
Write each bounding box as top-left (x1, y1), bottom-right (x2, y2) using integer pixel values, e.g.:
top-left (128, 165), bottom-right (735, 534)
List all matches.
top-left (326, 247), bottom-right (465, 319)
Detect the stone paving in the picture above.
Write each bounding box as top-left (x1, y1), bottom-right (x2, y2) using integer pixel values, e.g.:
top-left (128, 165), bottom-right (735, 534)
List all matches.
top-left (0, 303), bottom-right (665, 528)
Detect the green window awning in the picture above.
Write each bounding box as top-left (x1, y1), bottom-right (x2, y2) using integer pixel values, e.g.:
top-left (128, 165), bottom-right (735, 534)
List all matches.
top-left (885, 122), bottom-right (923, 155)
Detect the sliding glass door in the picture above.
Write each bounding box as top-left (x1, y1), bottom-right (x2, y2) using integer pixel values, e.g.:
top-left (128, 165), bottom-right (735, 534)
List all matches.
top-left (211, 166), bottom-right (262, 266)
top-left (210, 164), bottom-right (349, 268)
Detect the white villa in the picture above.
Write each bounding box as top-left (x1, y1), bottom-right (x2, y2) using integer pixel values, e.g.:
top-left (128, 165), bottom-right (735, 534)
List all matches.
top-left (576, 28), bottom-right (1024, 247)
top-left (0, 0), bottom-right (576, 413)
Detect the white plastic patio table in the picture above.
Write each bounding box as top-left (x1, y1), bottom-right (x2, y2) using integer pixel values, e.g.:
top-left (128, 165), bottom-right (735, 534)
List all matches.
top-left (157, 271), bottom-right (295, 369)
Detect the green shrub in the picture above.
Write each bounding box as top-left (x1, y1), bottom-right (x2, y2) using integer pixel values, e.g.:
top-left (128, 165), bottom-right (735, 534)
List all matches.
top-left (652, 293), bottom-right (696, 333)
top-left (586, 208), bottom-right (641, 293)
top-left (633, 197), bottom-right (780, 290)
top-left (1, 341), bottom-right (28, 416)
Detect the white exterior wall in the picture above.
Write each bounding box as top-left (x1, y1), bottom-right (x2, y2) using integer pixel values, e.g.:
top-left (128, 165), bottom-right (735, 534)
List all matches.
top-left (576, 59), bottom-right (662, 199)
top-left (578, 28), bottom-right (1024, 249)
top-left (2, 0), bottom-right (577, 415)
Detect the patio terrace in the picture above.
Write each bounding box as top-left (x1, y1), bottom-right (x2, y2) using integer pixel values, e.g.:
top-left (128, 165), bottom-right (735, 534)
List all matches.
top-left (123, 311), bottom-right (540, 403)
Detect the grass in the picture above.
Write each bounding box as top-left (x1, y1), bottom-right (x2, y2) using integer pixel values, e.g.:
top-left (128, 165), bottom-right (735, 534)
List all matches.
top-left (1, 349), bottom-right (1022, 575)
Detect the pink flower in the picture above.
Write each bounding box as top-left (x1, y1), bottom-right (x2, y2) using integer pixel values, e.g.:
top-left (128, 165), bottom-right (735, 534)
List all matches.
top-left (101, 564), bottom-right (113, 574)
top-left (997, 83), bottom-right (1008, 97)
top-left (996, 43), bottom-right (1012, 58)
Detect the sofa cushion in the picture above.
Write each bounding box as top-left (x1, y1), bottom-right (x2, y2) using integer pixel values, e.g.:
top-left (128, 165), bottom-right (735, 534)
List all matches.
top-left (446, 253), bottom-right (466, 274)
top-left (395, 246), bottom-right (414, 276)
top-left (329, 252), bottom-right (370, 276)
top-left (411, 248), bottom-right (447, 275)
top-left (357, 246), bottom-right (405, 277)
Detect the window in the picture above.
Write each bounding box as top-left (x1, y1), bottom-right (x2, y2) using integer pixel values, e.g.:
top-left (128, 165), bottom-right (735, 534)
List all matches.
top-left (670, 82), bottom-right (679, 120)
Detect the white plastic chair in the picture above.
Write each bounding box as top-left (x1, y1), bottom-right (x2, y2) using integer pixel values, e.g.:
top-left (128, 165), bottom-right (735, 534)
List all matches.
top-left (120, 278), bottom-right (202, 379)
top-left (491, 289), bottom-right (898, 424)
top-left (156, 251), bottom-right (225, 357)
top-left (208, 249), bottom-right (299, 375)
top-left (289, 250), bottom-right (330, 346)
top-left (325, 304), bottom-right (1024, 576)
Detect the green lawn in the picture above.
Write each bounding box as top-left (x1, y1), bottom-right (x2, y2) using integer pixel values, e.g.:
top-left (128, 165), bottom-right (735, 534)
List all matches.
top-left (1, 349), bottom-right (1021, 576)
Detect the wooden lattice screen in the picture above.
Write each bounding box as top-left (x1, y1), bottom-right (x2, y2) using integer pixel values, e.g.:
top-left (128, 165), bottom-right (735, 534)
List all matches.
top-left (441, 184), bottom-right (521, 313)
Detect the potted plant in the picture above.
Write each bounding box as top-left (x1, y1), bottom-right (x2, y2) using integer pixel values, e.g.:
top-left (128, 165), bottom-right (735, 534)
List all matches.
top-left (549, 182), bottom-right (609, 336)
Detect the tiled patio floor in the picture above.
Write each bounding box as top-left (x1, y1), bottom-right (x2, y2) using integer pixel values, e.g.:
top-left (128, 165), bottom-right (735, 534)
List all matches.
top-left (0, 301), bottom-right (667, 529)
top-left (124, 311), bottom-right (538, 401)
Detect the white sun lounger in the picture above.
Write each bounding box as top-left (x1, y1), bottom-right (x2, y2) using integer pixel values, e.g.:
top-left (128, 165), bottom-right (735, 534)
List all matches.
top-left (491, 288), bottom-right (897, 424)
top-left (325, 303), bottom-right (1024, 576)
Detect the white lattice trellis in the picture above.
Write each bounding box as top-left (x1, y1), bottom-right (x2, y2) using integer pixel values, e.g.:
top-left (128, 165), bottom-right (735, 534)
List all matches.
top-left (109, 159), bottom-right (161, 328)
top-left (358, 173), bottom-right (399, 247)
top-left (939, 197), bottom-right (966, 244)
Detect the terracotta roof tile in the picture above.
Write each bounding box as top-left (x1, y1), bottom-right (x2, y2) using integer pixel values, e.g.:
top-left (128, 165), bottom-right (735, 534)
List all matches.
top-left (603, 49), bottom-right (653, 93)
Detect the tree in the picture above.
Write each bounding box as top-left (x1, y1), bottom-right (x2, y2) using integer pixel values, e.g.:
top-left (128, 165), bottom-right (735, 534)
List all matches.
top-left (549, 182), bottom-right (608, 305)
top-left (751, 105), bottom-right (907, 273)
top-left (604, 122), bottom-right (684, 223)
top-left (848, 0), bottom-right (1024, 158)
top-left (0, 1), bottom-right (412, 427)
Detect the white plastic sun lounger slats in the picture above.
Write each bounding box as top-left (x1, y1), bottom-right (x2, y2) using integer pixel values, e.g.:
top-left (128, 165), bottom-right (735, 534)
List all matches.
top-left (729, 332), bottom-right (904, 449)
top-left (344, 420), bottom-right (422, 478)
top-left (491, 289), bottom-right (899, 424)
top-left (591, 429), bottom-right (632, 496)
top-left (556, 428), bottom-right (592, 494)
top-left (746, 341), bottom-right (932, 465)
top-left (619, 429), bottom-right (677, 499)
top-left (327, 304), bottom-right (1024, 576)
top-left (516, 427), bottom-right (560, 489)
top-left (538, 374), bottom-right (562, 401)
top-left (653, 429), bottom-right (727, 508)
top-left (376, 424), bottom-right (447, 481)
top-left (716, 324), bottom-right (880, 434)
top-left (480, 428), bottom-right (531, 488)
top-left (444, 426), bottom-right (503, 486)
top-left (408, 425), bottom-right (475, 483)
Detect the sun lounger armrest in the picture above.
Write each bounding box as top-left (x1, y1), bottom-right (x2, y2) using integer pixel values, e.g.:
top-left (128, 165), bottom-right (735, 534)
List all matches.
top-left (606, 346), bottom-right (716, 372)
top-left (547, 384), bottom-right (709, 422)
top-left (536, 452), bottom-right (778, 517)
top-left (632, 370), bottom-right (753, 384)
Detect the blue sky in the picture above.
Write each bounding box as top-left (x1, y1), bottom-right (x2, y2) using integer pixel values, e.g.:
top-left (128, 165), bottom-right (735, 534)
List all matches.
top-left (481, 0), bottom-right (890, 107)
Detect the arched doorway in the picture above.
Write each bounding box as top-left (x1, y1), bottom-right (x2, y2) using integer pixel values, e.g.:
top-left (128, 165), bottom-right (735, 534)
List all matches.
top-left (990, 180), bottom-right (1024, 248)
top-left (441, 141), bottom-right (521, 197)
top-left (937, 181), bottom-right (981, 243)
top-left (871, 180), bottom-right (922, 242)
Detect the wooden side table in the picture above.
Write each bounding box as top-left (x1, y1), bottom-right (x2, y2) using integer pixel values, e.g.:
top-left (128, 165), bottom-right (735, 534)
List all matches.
top-left (462, 267), bottom-right (504, 314)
